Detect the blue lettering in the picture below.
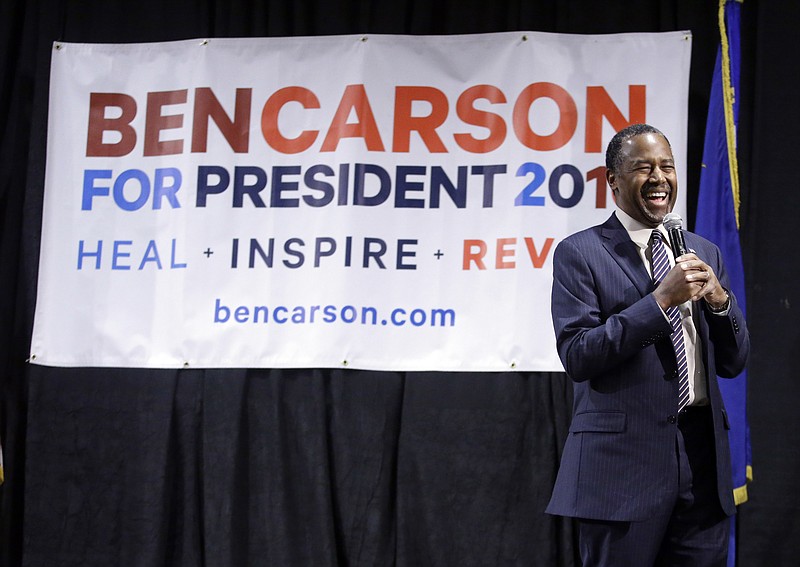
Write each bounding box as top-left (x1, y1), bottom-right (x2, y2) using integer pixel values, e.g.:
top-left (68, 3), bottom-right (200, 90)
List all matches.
top-left (196, 165), bottom-right (229, 207)
top-left (77, 240), bottom-right (103, 269)
top-left (394, 165), bottom-right (426, 208)
top-left (410, 309), bottom-right (427, 327)
top-left (361, 307), bottom-right (378, 325)
top-left (249, 238), bottom-right (275, 268)
top-left (170, 239), bottom-right (187, 269)
top-left (363, 238), bottom-right (387, 269)
top-left (153, 168), bottom-right (182, 209)
top-left (391, 308), bottom-right (406, 326)
top-left (253, 306), bottom-right (268, 323)
top-left (314, 237), bottom-right (336, 267)
top-left (396, 239), bottom-right (417, 270)
top-left (340, 305), bottom-right (357, 323)
top-left (303, 165), bottom-right (335, 207)
top-left (549, 164), bottom-right (584, 208)
top-left (273, 306), bottom-right (288, 323)
top-left (234, 306), bottom-right (249, 323)
top-left (514, 162), bottom-right (546, 207)
top-left (270, 165), bottom-right (301, 207)
top-left (430, 166), bottom-right (467, 208)
top-left (82, 170), bottom-right (112, 210)
top-left (214, 298), bottom-right (230, 322)
top-left (283, 238), bottom-right (304, 268)
top-left (113, 169), bottom-right (150, 211)
top-left (233, 165), bottom-right (266, 208)
top-left (112, 240), bottom-right (133, 270)
top-left (353, 163), bottom-right (390, 206)
top-left (471, 164), bottom-right (506, 207)
top-left (138, 240), bottom-right (163, 270)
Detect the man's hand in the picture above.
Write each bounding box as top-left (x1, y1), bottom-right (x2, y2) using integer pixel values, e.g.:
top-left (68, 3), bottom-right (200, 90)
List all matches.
top-left (653, 253), bottom-right (728, 310)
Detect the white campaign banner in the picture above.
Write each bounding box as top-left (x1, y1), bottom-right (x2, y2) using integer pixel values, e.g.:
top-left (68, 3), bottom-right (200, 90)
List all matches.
top-left (31, 31), bottom-right (691, 371)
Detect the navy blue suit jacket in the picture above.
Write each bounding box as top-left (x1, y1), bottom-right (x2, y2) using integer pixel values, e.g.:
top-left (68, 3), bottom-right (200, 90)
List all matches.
top-left (546, 213), bottom-right (750, 522)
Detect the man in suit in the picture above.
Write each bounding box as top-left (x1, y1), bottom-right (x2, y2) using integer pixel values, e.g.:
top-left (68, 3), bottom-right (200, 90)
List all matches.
top-left (546, 124), bottom-right (750, 566)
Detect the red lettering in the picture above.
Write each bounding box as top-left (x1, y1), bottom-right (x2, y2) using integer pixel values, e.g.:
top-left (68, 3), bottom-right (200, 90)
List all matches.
top-left (523, 237), bottom-right (554, 268)
top-left (192, 87), bottom-right (252, 153)
top-left (320, 84), bottom-right (385, 152)
top-left (512, 82), bottom-right (577, 151)
top-left (496, 238), bottom-right (516, 269)
top-left (585, 85), bottom-right (646, 153)
top-left (454, 85), bottom-right (507, 153)
top-left (144, 90), bottom-right (188, 156)
top-left (86, 83), bottom-right (646, 157)
top-left (587, 166), bottom-right (610, 208)
top-left (261, 86), bottom-right (320, 154)
top-left (86, 93), bottom-right (137, 157)
top-left (463, 239), bottom-right (487, 270)
top-left (393, 86), bottom-right (448, 153)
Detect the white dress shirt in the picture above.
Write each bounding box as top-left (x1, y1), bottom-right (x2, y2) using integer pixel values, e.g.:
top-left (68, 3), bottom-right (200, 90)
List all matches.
top-left (615, 209), bottom-right (708, 407)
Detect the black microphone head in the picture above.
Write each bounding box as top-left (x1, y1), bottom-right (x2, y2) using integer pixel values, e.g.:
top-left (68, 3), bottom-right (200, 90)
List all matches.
top-left (663, 212), bottom-right (683, 230)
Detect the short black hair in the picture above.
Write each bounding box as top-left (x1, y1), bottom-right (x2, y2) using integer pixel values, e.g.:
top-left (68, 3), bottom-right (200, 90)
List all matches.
top-left (605, 124), bottom-right (671, 174)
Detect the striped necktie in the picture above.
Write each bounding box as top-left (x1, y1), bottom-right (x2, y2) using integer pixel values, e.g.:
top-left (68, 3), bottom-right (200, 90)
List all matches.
top-left (651, 229), bottom-right (691, 412)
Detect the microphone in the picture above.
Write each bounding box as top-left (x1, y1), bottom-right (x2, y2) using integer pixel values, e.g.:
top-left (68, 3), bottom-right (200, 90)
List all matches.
top-left (663, 212), bottom-right (688, 258)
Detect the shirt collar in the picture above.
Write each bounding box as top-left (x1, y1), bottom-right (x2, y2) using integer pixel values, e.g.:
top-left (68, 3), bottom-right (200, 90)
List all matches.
top-left (615, 207), bottom-right (669, 251)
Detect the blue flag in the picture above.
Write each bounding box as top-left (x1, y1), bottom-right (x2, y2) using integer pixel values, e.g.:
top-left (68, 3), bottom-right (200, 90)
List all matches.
top-left (695, 1), bottom-right (748, 565)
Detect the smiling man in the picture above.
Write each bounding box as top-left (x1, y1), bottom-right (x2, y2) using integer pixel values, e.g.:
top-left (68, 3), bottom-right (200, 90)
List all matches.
top-left (545, 124), bottom-right (750, 566)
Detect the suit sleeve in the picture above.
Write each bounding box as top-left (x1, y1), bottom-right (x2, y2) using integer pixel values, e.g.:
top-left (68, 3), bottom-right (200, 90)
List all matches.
top-left (552, 237), bottom-right (672, 382)
top-left (701, 243), bottom-right (751, 377)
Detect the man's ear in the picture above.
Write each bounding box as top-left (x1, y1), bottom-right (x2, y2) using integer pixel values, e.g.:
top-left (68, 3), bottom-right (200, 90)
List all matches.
top-left (606, 168), bottom-right (616, 190)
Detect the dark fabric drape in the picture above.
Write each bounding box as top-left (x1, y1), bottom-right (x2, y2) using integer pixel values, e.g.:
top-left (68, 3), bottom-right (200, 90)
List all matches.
top-left (22, 367), bottom-right (574, 566)
top-left (734, 1), bottom-right (800, 565)
top-left (3, 1), bottom-right (800, 566)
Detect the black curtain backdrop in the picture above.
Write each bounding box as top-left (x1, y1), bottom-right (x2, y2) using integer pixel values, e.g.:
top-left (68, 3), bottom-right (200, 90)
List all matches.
top-left (2, 1), bottom-right (799, 566)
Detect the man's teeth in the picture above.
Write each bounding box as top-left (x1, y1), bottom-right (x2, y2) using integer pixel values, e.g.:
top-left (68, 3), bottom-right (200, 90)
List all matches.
top-left (647, 192), bottom-right (667, 199)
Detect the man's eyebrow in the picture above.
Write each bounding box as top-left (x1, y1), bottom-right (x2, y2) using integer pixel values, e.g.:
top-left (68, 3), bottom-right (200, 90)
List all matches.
top-left (630, 158), bottom-right (674, 166)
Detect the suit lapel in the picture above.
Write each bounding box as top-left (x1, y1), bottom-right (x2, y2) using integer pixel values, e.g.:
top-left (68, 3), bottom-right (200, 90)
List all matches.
top-left (600, 213), bottom-right (652, 298)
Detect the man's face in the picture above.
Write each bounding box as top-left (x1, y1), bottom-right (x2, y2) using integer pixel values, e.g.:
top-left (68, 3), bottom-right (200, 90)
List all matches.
top-left (607, 132), bottom-right (677, 228)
